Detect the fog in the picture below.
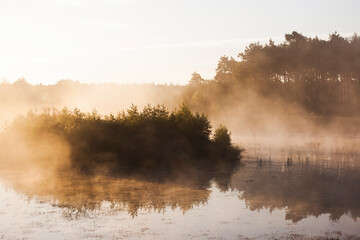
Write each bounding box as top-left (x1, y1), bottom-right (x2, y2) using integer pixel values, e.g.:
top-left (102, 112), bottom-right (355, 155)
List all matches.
top-left (1, 79), bottom-right (360, 159)
top-left (194, 88), bottom-right (360, 153)
top-left (0, 80), bottom-right (184, 124)
top-left (1, 32), bottom-right (360, 240)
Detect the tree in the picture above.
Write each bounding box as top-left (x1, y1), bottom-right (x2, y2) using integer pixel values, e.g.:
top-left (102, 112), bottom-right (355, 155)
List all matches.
top-left (214, 56), bottom-right (236, 83)
top-left (213, 125), bottom-right (231, 147)
top-left (189, 72), bottom-right (205, 85)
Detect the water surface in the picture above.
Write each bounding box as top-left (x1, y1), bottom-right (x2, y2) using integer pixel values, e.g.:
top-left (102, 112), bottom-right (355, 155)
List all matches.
top-left (1, 140), bottom-right (360, 239)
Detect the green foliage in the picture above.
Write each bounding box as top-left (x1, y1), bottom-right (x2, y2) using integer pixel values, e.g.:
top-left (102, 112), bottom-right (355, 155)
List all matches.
top-left (10, 105), bottom-right (241, 175)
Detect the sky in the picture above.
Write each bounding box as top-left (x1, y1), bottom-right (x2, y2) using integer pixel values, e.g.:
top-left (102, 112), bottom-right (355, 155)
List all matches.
top-left (0, 0), bottom-right (359, 85)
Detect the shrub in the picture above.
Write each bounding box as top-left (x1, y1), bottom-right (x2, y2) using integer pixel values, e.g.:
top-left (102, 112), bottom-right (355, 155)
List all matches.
top-left (4, 105), bottom-right (242, 176)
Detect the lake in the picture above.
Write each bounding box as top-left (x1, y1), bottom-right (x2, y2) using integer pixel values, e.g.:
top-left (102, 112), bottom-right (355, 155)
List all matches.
top-left (0, 138), bottom-right (360, 239)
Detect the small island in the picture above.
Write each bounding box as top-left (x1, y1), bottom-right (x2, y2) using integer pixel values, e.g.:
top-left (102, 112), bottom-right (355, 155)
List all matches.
top-left (2, 104), bottom-right (242, 178)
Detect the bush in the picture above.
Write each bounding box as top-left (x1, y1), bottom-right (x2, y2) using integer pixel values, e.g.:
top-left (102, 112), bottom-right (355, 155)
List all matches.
top-left (5, 105), bottom-right (242, 176)
top-left (213, 125), bottom-right (231, 147)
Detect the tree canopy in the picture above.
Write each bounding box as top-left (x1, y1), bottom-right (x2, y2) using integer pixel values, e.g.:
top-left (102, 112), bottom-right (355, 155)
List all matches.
top-left (186, 32), bottom-right (360, 116)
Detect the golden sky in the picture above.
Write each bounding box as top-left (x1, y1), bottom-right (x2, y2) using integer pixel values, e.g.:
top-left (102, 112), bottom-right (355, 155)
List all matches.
top-left (0, 0), bottom-right (359, 85)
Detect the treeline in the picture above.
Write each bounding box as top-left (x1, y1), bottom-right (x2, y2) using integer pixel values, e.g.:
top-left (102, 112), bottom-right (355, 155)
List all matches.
top-left (1, 31), bottom-right (358, 123)
top-left (6, 105), bottom-right (241, 176)
top-left (0, 79), bottom-right (183, 120)
top-left (187, 31), bottom-right (360, 116)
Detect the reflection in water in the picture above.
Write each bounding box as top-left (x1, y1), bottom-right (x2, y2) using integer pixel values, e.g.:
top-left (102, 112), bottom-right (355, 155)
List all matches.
top-left (1, 143), bottom-right (360, 239)
top-left (232, 146), bottom-right (360, 223)
top-left (0, 173), bottom-right (210, 218)
top-left (0, 162), bottom-right (238, 218)
top-left (2, 147), bottom-right (360, 223)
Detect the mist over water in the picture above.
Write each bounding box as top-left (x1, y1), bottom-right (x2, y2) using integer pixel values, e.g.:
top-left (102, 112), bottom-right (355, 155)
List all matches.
top-left (1, 142), bottom-right (360, 239)
top-left (1, 32), bottom-right (360, 239)
top-left (1, 85), bottom-right (360, 239)
top-left (0, 81), bottom-right (183, 123)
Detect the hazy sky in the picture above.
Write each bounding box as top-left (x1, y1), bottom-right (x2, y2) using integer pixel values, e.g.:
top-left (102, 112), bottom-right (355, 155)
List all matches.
top-left (0, 0), bottom-right (359, 85)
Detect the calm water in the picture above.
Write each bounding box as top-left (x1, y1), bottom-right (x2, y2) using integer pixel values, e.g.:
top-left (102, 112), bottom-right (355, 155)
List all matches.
top-left (1, 139), bottom-right (360, 239)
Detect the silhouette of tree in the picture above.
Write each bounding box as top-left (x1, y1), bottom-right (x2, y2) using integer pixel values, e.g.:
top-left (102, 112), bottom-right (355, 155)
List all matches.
top-left (189, 72), bottom-right (205, 85)
top-left (7, 106), bottom-right (241, 175)
top-left (185, 31), bottom-right (360, 116)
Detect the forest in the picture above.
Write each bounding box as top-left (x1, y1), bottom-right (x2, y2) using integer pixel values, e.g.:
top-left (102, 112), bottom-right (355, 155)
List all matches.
top-left (185, 31), bottom-right (360, 117)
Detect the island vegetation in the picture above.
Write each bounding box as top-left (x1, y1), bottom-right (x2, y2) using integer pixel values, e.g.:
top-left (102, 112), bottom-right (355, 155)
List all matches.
top-left (2, 104), bottom-right (241, 178)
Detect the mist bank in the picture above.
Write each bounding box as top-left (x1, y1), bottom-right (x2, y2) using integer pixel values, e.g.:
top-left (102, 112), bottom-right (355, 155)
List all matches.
top-left (183, 31), bottom-right (360, 139)
top-left (1, 31), bottom-right (360, 140)
top-left (0, 80), bottom-right (184, 122)
top-left (1, 80), bottom-right (358, 140)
